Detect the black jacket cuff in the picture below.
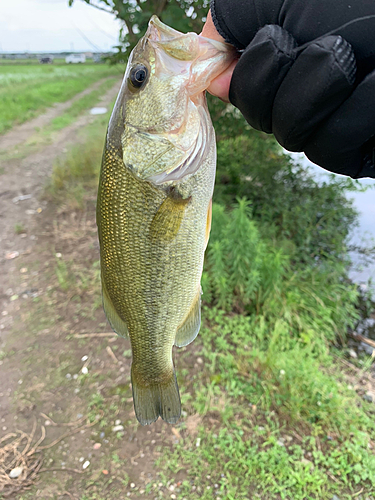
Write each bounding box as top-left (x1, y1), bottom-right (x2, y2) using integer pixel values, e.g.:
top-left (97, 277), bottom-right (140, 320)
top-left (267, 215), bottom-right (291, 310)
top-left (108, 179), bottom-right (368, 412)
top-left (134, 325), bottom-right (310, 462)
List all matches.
top-left (210, 0), bottom-right (284, 49)
top-left (210, 0), bottom-right (259, 49)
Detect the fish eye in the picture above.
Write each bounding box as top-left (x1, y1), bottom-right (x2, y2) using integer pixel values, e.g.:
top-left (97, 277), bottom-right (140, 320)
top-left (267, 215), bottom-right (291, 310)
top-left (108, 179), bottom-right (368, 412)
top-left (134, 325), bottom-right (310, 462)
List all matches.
top-left (129, 64), bottom-right (148, 89)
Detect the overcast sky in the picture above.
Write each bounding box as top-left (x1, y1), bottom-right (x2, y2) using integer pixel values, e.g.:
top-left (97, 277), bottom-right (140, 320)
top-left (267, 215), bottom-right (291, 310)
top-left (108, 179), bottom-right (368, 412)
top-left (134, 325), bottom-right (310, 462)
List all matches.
top-left (0, 0), bottom-right (122, 53)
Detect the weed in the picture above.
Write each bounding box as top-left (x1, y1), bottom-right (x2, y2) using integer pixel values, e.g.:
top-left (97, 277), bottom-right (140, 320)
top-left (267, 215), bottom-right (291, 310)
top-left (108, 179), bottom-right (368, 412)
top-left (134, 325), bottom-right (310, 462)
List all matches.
top-left (55, 258), bottom-right (72, 292)
top-left (14, 223), bottom-right (25, 234)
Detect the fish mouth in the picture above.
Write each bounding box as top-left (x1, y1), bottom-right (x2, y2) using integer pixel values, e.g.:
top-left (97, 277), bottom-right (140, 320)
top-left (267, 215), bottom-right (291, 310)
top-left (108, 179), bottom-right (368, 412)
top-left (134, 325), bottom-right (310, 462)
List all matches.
top-left (145, 16), bottom-right (236, 96)
top-left (148, 16), bottom-right (183, 42)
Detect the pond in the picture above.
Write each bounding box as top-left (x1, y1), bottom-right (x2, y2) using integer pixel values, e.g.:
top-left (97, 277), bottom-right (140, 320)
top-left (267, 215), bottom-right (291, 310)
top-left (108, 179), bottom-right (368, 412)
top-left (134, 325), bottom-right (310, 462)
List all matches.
top-left (290, 152), bottom-right (375, 289)
top-left (291, 153), bottom-right (375, 344)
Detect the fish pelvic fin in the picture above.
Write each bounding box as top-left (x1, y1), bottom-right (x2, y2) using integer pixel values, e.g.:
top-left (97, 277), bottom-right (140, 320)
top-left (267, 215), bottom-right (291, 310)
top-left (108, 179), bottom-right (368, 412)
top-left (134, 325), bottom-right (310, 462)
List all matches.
top-left (102, 279), bottom-right (129, 338)
top-left (174, 287), bottom-right (201, 347)
top-left (131, 366), bottom-right (181, 426)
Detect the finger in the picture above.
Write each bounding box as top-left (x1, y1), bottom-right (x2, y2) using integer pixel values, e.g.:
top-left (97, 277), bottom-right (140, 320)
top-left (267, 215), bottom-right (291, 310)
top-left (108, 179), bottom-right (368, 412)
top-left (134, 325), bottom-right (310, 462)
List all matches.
top-left (207, 59), bottom-right (237, 102)
top-left (272, 35), bottom-right (356, 151)
top-left (304, 69), bottom-right (375, 178)
top-left (229, 25), bottom-right (297, 133)
top-left (200, 10), bottom-right (226, 43)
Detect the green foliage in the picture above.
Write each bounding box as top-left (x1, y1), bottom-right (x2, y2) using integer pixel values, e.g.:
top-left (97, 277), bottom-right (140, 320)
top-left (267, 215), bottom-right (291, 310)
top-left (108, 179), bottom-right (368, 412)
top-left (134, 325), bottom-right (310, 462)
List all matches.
top-left (214, 132), bottom-right (360, 265)
top-left (175, 170), bottom-right (373, 497)
top-left (199, 310), bottom-right (363, 425)
top-left (208, 95), bottom-right (251, 141)
top-left (204, 200), bottom-right (360, 343)
top-left (55, 258), bottom-right (72, 291)
top-left (160, 422), bottom-right (375, 499)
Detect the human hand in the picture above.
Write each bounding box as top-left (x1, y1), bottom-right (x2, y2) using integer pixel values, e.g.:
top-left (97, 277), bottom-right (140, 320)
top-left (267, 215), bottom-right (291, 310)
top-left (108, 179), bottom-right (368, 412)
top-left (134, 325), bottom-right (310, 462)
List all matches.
top-left (200, 11), bottom-right (238, 103)
top-left (209, 0), bottom-right (375, 178)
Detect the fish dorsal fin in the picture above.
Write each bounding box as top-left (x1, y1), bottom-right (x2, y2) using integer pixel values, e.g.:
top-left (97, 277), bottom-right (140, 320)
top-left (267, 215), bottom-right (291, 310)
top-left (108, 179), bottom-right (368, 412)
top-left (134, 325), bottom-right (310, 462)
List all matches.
top-left (102, 279), bottom-right (129, 338)
top-left (174, 288), bottom-right (201, 347)
top-left (149, 192), bottom-right (190, 242)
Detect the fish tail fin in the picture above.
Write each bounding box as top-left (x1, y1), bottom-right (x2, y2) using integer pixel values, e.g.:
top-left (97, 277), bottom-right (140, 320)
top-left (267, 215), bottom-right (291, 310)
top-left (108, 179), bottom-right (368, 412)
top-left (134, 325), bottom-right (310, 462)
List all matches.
top-left (131, 365), bottom-right (181, 426)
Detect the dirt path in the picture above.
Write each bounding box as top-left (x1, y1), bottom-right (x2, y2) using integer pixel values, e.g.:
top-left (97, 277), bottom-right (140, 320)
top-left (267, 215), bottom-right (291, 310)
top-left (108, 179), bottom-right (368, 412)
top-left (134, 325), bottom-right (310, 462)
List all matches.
top-left (0, 79), bottom-right (121, 260)
top-left (0, 80), bottom-right (121, 445)
top-left (0, 77), bottom-right (115, 151)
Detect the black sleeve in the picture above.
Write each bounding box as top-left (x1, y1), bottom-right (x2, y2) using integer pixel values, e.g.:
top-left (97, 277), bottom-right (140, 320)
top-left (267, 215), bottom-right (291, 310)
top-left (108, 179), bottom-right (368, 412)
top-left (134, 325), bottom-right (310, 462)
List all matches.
top-left (210, 0), bottom-right (280, 50)
top-left (210, 0), bottom-right (375, 179)
top-left (211, 0), bottom-right (375, 73)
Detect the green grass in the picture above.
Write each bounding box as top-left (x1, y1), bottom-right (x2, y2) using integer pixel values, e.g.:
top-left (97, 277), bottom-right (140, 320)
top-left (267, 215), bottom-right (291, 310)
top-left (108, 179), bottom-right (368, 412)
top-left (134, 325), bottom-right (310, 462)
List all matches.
top-left (0, 63), bottom-right (123, 133)
top-left (157, 307), bottom-right (375, 500)
top-left (46, 76), bottom-right (118, 132)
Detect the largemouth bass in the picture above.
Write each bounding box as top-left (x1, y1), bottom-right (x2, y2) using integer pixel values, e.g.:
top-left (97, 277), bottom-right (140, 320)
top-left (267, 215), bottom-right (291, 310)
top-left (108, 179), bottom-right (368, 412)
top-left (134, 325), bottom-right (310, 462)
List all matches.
top-left (97, 16), bottom-right (233, 426)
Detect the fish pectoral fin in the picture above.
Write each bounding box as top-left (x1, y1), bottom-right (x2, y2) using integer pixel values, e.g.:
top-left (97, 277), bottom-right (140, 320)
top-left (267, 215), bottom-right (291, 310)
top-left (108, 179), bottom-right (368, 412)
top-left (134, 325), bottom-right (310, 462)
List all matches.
top-left (174, 288), bottom-right (201, 347)
top-left (102, 280), bottom-right (129, 338)
top-left (149, 194), bottom-right (190, 242)
top-left (131, 366), bottom-right (181, 426)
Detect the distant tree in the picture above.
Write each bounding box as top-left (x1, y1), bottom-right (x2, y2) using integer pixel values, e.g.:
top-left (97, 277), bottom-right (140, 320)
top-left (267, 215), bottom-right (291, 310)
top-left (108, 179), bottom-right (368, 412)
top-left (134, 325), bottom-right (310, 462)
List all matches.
top-left (69, 0), bottom-right (210, 61)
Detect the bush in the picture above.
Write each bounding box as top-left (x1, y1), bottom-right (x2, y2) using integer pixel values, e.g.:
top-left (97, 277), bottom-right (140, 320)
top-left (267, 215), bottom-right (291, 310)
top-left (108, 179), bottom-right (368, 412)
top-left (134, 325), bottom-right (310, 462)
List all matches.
top-left (203, 200), bottom-right (360, 344)
top-left (214, 132), bottom-right (360, 266)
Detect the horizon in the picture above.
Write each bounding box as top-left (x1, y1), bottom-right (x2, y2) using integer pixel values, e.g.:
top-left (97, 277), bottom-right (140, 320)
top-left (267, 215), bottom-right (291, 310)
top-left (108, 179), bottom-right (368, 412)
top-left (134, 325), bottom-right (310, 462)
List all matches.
top-left (0, 50), bottom-right (114, 55)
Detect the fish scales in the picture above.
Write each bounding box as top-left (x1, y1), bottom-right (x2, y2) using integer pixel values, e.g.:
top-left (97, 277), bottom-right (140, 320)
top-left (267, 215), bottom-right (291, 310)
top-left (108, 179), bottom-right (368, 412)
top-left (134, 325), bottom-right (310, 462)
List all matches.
top-left (97, 16), bottom-right (234, 425)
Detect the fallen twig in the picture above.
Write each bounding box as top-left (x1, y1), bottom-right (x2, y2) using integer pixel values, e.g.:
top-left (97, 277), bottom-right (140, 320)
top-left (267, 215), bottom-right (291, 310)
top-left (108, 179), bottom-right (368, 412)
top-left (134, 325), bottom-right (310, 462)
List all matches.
top-left (106, 345), bottom-right (119, 364)
top-left (61, 491), bottom-right (76, 500)
top-left (39, 467), bottom-right (85, 474)
top-left (0, 429), bottom-right (43, 497)
top-left (350, 332), bottom-right (375, 350)
top-left (0, 414), bottom-right (99, 497)
top-left (334, 355), bottom-right (363, 374)
top-left (73, 332), bottom-right (115, 338)
top-left (326, 471), bottom-right (339, 483)
top-left (26, 426), bottom-right (46, 458)
top-left (40, 413), bottom-right (86, 427)
top-left (353, 488), bottom-right (364, 497)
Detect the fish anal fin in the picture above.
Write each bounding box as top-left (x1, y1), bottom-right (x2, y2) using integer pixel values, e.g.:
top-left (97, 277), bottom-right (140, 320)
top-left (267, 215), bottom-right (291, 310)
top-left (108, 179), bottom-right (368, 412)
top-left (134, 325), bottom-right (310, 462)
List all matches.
top-left (102, 279), bottom-right (129, 338)
top-left (175, 288), bottom-right (201, 347)
top-left (150, 193), bottom-right (190, 243)
top-left (131, 365), bottom-right (181, 426)
top-left (205, 198), bottom-right (212, 249)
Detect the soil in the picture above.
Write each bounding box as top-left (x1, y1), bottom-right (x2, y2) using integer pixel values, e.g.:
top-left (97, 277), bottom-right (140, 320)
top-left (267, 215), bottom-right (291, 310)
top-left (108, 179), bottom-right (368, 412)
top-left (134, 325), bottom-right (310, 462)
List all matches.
top-left (0, 80), bottom-right (121, 437)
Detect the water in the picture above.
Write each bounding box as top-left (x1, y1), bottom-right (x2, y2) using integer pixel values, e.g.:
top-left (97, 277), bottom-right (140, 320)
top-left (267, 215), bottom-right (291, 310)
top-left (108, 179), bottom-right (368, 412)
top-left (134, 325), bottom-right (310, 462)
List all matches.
top-left (290, 152), bottom-right (375, 289)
